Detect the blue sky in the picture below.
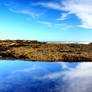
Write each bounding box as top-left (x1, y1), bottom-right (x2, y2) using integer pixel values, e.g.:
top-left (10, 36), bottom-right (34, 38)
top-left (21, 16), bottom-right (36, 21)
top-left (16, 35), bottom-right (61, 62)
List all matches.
top-left (0, 0), bottom-right (92, 41)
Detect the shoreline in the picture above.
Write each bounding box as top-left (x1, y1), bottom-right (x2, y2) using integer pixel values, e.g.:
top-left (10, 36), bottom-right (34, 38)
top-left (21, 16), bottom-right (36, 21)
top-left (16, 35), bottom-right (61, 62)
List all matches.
top-left (0, 40), bottom-right (91, 62)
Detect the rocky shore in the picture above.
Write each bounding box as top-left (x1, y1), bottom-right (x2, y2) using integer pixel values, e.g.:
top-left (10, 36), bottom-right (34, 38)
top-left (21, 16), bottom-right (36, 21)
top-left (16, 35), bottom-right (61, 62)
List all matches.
top-left (0, 40), bottom-right (92, 62)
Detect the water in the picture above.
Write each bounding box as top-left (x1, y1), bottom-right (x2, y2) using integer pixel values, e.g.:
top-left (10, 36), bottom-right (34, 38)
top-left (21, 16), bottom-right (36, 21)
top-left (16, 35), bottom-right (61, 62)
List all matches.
top-left (41, 41), bottom-right (90, 44)
top-left (0, 60), bottom-right (92, 92)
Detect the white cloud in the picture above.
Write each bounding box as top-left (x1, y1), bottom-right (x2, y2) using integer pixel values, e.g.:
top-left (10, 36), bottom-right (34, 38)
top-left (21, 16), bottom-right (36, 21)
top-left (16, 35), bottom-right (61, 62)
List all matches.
top-left (62, 0), bottom-right (92, 29)
top-left (58, 62), bottom-right (69, 69)
top-left (13, 66), bottom-right (36, 73)
top-left (9, 8), bottom-right (39, 18)
top-left (37, 62), bottom-right (92, 92)
top-left (63, 63), bottom-right (92, 79)
top-left (57, 12), bottom-right (71, 20)
top-left (54, 23), bottom-right (74, 30)
top-left (38, 21), bottom-right (52, 25)
top-left (35, 0), bottom-right (92, 29)
top-left (38, 21), bottom-right (53, 27)
top-left (33, 2), bottom-right (62, 11)
top-left (38, 62), bottom-right (70, 80)
top-left (62, 62), bottom-right (92, 92)
top-left (3, 0), bottom-right (92, 29)
top-left (39, 71), bottom-right (62, 79)
top-left (38, 21), bottom-right (73, 30)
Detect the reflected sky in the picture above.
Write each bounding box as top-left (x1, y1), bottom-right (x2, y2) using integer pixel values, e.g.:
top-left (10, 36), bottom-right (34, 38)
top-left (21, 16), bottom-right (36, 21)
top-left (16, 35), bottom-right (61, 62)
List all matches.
top-left (0, 60), bottom-right (91, 92)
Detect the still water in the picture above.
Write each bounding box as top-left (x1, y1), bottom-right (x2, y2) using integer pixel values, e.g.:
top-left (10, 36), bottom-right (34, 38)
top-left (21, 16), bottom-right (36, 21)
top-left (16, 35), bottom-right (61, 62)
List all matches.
top-left (0, 60), bottom-right (91, 92)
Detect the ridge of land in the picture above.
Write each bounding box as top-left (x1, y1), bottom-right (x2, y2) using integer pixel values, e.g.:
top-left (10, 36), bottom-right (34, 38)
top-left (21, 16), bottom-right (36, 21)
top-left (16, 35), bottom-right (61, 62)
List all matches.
top-left (0, 40), bottom-right (92, 62)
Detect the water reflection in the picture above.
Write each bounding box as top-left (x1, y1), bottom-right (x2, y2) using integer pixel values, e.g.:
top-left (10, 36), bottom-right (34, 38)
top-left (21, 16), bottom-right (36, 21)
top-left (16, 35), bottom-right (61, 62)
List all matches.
top-left (0, 60), bottom-right (91, 92)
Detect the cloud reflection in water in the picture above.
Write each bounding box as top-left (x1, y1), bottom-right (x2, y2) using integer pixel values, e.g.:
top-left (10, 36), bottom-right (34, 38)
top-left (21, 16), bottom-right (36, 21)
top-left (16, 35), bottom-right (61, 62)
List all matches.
top-left (0, 60), bottom-right (91, 92)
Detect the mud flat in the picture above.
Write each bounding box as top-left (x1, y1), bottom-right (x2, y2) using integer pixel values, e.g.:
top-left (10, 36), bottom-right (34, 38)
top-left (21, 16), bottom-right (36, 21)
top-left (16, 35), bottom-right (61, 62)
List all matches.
top-left (0, 40), bottom-right (92, 62)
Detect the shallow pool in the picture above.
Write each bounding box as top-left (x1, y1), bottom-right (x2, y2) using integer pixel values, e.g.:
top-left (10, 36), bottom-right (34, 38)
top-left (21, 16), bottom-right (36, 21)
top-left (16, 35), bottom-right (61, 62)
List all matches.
top-left (0, 60), bottom-right (91, 92)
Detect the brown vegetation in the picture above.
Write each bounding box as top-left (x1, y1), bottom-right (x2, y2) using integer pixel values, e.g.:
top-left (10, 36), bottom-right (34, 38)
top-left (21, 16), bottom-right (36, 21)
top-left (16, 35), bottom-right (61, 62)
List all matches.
top-left (0, 40), bottom-right (92, 62)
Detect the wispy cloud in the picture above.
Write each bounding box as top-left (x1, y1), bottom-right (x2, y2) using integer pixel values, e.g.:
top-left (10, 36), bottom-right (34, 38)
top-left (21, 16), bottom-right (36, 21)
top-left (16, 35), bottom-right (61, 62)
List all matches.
top-left (54, 23), bottom-right (74, 30)
top-left (58, 62), bottom-right (70, 69)
top-left (38, 62), bottom-right (92, 92)
top-left (13, 66), bottom-right (36, 73)
top-left (9, 8), bottom-right (40, 18)
top-left (38, 21), bottom-right (53, 27)
top-left (38, 62), bottom-right (92, 80)
top-left (38, 20), bottom-right (73, 30)
top-left (3, 0), bottom-right (44, 19)
top-left (57, 12), bottom-right (71, 20)
top-left (38, 62), bottom-right (70, 80)
top-left (35, 0), bottom-right (92, 29)
top-left (33, 2), bottom-right (62, 11)
top-left (3, 0), bottom-right (92, 29)
top-left (38, 71), bottom-right (62, 79)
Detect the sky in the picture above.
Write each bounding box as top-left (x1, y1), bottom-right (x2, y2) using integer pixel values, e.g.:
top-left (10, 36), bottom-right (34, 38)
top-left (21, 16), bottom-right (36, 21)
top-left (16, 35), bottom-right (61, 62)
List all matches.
top-left (0, 0), bottom-right (92, 41)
